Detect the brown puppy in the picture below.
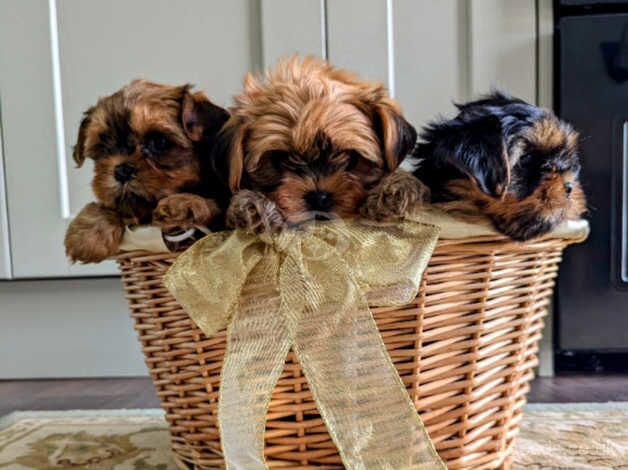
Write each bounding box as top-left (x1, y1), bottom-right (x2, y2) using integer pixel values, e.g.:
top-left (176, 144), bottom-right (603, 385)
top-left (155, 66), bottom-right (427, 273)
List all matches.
top-left (210, 56), bottom-right (424, 233)
top-left (65, 80), bottom-right (229, 262)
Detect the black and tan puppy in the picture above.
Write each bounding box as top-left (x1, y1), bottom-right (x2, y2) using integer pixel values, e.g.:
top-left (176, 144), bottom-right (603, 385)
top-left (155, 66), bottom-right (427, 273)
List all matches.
top-left (211, 56), bottom-right (425, 233)
top-left (412, 91), bottom-right (586, 240)
top-left (65, 80), bottom-right (229, 263)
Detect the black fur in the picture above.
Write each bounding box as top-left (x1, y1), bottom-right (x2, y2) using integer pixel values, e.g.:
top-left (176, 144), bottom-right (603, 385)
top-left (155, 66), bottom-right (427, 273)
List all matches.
top-left (412, 91), bottom-right (579, 201)
top-left (208, 122), bottom-right (240, 209)
top-left (391, 114), bottom-right (418, 165)
top-left (94, 92), bottom-right (136, 159)
top-left (373, 110), bottom-right (417, 170)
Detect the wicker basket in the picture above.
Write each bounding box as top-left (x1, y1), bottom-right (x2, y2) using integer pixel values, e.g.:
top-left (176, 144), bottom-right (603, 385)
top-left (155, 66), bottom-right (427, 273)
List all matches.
top-left (117, 234), bottom-right (573, 470)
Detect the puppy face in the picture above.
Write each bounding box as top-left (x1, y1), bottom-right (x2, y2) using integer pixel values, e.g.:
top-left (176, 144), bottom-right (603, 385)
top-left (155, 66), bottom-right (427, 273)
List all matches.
top-left (214, 57), bottom-right (417, 224)
top-left (413, 92), bottom-right (586, 240)
top-left (73, 80), bottom-right (229, 224)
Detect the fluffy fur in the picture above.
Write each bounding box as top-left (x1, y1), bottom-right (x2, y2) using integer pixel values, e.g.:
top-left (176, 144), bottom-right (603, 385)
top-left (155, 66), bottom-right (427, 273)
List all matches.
top-left (65, 80), bottom-right (229, 263)
top-left (212, 56), bottom-right (422, 232)
top-left (412, 91), bottom-right (586, 240)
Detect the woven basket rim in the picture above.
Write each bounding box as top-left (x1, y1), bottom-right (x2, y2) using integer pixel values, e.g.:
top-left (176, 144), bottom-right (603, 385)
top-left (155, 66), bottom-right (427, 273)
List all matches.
top-left (115, 231), bottom-right (579, 261)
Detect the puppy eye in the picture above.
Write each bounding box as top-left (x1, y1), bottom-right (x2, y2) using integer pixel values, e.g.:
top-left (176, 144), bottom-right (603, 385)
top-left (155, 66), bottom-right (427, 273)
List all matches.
top-left (564, 182), bottom-right (573, 196)
top-left (266, 150), bottom-right (290, 170)
top-left (144, 132), bottom-right (172, 156)
top-left (345, 151), bottom-right (360, 171)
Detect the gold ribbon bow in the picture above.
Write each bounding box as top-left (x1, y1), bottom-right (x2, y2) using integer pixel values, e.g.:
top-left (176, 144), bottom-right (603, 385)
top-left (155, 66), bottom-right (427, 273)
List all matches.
top-left (164, 220), bottom-right (446, 470)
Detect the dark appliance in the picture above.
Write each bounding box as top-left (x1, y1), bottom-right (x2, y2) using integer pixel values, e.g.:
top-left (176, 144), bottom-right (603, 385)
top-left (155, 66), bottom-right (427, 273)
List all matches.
top-left (555, 0), bottom-right (628, 371)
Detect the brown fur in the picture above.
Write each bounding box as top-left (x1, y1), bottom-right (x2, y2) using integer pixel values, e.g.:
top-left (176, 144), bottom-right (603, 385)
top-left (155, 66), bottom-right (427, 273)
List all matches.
top-left (153, 194), bottom-right (221, 233)
top-left (218, 56), bottom-right (418, 232)
top-left (225, 190), bottom-right (284, 234)
top-left (273, 172), bottom-right (367, 225)
top-left (526, 116), bottom-right (579, 155)
top-left (65, 80), bottom-right (228, 263)
top-left (361, 171), bottom-right (431, 221)
top-left (64, 203), bottom-right (125, 263)
top-left (436, 171), bottom-right (586, 240)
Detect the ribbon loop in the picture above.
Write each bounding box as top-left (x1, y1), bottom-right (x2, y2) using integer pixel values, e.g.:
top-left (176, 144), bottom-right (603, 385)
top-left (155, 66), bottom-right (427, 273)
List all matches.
top-left (165, 221), bottom-right (446, 470)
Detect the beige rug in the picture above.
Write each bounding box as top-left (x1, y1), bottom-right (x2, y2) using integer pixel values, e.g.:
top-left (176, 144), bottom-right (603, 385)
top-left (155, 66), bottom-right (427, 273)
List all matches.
top-left (0, 404), bottom-right (626, 469)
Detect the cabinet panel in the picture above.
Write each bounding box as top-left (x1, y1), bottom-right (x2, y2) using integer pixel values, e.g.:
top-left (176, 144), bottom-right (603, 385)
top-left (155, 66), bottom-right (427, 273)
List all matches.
top-left (327, 0), bottom-right (390, 86)
top-left (469, 0), bottom-right (537, 103)
top-left (0, 278), bottom-right (146, 378)
top-left (395, 0), bottom-right (468, 129)
top-left (261, 0), bottom-right (325, 66)
top-left (0, 0), bottom-right (262, 278)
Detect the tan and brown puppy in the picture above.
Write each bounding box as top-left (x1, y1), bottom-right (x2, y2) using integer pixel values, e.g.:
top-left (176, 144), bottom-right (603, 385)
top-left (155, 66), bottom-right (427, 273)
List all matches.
top-left (412, 91), bottom-right (586, 240)
top-left (210, 56), bottom-right (425, 233)
top-left (65, 80), bottom-right (229, 263)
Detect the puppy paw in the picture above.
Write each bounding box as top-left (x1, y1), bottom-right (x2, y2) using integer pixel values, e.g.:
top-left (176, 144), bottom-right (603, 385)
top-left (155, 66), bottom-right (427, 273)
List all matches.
top-left (153, 194), bottom-right (221, 232)
top-left (64, 202), bottom-right (124, 263)
top-left (226, 190), bottom-right (285, 234)
top-left (360, 171), bottom-right (430, 221)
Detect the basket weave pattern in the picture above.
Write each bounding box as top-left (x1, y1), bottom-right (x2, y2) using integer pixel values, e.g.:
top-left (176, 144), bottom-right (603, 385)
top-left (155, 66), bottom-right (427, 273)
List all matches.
top-left (117, 235), bottom-right (568, 470)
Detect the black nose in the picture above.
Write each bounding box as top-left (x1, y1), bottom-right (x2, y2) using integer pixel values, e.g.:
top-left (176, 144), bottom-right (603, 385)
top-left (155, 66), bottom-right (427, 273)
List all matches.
top-left (114, 163), bottom-right (136, 183)
top-left (305, 190), bottom-right (333, 212)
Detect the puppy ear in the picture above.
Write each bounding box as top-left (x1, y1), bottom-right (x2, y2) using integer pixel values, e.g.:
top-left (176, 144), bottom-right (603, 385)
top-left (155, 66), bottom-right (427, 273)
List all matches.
top-left (182, 88), bottom-right (230, 142)
top-left (209, 118), bottom-right (247, 193)
top-left (72, 107), bottom-right (94, 168)
top-left (427, 114), bottom-right (509, 198)
top-left (372, 103), bottom-right (417, 171)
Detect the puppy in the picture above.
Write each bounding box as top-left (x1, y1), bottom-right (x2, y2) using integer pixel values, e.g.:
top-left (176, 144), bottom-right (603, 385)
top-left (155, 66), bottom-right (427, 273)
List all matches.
top-left (211, 56), bottom-right (424, 234)
top-left (412, 91), bottom-right (586, 240)
top-left (65, 80), bottom-right (229, 263)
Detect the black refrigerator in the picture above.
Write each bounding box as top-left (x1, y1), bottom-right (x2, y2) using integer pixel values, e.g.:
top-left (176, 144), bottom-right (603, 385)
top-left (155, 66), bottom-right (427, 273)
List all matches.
top-left (555, 0), bottom-right (628, 370)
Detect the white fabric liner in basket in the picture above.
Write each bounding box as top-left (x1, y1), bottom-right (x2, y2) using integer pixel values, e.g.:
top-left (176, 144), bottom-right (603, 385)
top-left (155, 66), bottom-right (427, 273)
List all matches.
top-left (118, 207), bottom-right (590, 253)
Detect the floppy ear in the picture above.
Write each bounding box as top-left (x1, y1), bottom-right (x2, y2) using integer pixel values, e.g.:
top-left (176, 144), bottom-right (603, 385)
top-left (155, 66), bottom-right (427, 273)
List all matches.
top-left (427, 114), bottom-right (509, 198)
top-left (72, 107), bottom-right (95, 168)
top-left (209, 118), bottom-right (247, 193)
top-left (372, 103), bottom-right (418, 171)
top-left (182, 89), bottom-right (230, 143)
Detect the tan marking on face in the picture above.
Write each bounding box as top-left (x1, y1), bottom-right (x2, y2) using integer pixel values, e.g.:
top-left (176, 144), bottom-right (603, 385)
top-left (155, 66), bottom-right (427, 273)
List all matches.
top-left (527, 116), bottom-right (578, 154)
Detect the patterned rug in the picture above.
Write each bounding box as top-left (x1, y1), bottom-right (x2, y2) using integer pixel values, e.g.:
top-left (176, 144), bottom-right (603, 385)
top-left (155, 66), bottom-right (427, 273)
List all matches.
top-left (0, 404), bottom-right (626, 469)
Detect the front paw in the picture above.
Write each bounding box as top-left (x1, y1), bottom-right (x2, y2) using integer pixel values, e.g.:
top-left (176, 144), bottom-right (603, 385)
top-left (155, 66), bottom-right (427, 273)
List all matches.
top-left (64, 202), bottom-right (124, 263)
top-left (360, 171), bottom-right (430, 221)
top-left (153, 194), bottom-right (220, 232)
top-left (226, 190), bottom-right (285, 234)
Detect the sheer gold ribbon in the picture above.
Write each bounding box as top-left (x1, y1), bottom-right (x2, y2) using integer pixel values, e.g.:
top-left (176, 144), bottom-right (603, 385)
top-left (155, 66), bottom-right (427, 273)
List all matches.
top-left (164, 220), bottom-right (446, 470)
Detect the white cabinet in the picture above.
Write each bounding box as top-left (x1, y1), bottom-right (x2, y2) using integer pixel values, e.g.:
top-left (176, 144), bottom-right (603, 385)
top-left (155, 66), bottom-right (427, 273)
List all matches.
top-left (0, 0), bottom-right (536, 280)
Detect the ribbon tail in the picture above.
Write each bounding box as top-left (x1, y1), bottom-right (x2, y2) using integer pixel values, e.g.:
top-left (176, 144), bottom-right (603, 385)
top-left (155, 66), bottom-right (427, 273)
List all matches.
top-left (219, 254), bottom-right (293, 470)
top-left (292, 244), bottom-right (446, 470)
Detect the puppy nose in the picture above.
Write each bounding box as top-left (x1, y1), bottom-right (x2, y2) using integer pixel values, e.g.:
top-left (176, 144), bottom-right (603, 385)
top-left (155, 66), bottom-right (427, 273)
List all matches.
top-left (305, 190), bottom-right (333, 211)
top-left (114, 163), bottom-right (136, 183)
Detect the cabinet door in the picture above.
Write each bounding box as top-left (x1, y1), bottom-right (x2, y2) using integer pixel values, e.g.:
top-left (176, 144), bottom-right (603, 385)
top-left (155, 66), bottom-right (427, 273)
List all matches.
top-left (326, 0), bottom-right (537, 130)
top-left (0, 0), bottom-right (264, 278)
